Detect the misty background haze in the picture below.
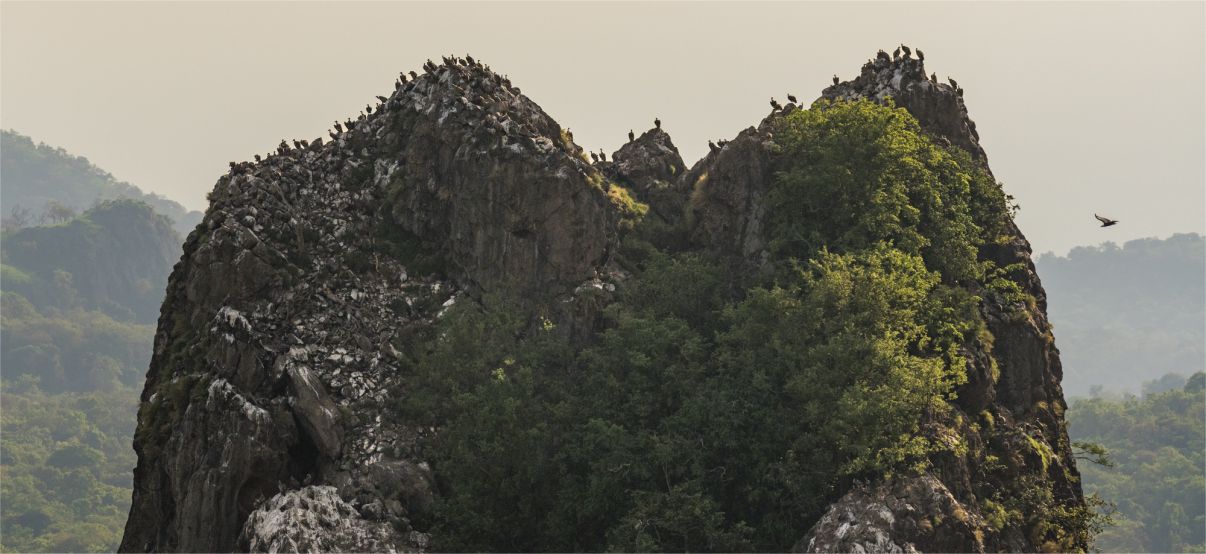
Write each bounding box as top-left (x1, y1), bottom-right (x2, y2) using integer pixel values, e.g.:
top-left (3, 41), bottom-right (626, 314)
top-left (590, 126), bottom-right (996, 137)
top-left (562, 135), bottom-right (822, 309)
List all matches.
top-left (2, 1), bottom-right (1203, 255)
top-left (1, 2), bottom-right (1204, 552)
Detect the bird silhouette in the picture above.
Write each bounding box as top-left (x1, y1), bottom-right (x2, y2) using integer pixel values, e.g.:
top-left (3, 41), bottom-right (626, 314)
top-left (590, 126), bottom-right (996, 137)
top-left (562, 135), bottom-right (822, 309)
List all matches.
top-left (628, 129), bottom-right (635, 142)
top-left (1094, 214), bottom-right (1119, 227)
top-left (787, 93), bottom-right (798, 104)
top-left (654, 117), bottom-right (661, 129)
top-left (833, 75), bottom-right (840, 85)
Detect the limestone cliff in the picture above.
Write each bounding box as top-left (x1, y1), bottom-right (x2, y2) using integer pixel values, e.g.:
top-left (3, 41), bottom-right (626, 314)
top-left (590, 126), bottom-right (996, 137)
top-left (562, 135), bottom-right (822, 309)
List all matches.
top-left (121, 51), bottom-right (1086, 553)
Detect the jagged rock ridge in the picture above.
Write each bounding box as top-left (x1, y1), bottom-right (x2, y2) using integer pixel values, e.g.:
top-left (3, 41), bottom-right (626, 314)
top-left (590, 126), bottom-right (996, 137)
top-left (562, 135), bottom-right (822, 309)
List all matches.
top-left (121, 51), bottom-right (1084, 553)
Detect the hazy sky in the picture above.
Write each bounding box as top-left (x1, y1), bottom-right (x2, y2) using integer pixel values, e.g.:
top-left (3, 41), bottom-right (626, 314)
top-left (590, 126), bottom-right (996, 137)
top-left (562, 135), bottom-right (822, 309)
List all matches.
top-left (2, 1), bottom-right (1202, 254)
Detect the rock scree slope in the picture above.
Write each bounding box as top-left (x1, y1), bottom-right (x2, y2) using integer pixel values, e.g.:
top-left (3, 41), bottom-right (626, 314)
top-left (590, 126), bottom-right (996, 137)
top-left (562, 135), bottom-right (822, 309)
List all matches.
top-left (121, 51), bottom-right (1085, 553)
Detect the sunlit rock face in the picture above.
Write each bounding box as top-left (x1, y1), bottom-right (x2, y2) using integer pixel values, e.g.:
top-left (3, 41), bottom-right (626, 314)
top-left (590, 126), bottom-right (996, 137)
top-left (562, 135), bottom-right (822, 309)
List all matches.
top-left (121, 51), bottom-right (1083, 553)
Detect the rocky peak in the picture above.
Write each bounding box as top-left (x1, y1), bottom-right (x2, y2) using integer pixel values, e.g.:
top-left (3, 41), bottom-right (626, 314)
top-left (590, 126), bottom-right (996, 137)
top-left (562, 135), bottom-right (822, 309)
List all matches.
top-left (821, 50), bottom-right (985, 161)
top-left (123, 50), bottom-right (1085, 554)
top-left (676, 49), bottom-right (1085, 552)
top-left (604, 127), bottom-right (688, 222)
top-left (120, 55), bottom-right (624, 553)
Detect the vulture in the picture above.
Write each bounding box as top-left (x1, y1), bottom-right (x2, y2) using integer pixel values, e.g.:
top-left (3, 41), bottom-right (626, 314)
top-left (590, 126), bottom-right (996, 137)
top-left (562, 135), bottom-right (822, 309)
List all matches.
top-left (833, 74), bottom-right (840, 85)
top-left (708, 140), bottom-right (718, 153)
top-left (770, 97), bottom-right (782, 110)
top-left (893, 46), bottom-right (901, 59)
top-left (654, 117), bottom-right (661, 129)
top-left (1094, 214), bottom-right (1119, 227)
top-left (916, 49), bottom-right (925, 61)
top-left (901, 44), bottom-right (912, 58)
top-left (629, 129), bottom-right (635, 142)
top-left (254, 154), bottom-right (262, 162)
top-left (787, 93), bottom-right (798, 103)
top-left (590, 151), bottom-right (599, 163)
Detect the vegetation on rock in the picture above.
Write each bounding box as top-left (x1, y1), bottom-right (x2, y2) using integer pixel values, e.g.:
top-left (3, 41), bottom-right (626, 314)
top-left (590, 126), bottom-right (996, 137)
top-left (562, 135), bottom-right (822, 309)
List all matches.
top-left (393, 99), bottom-right (1069, 551)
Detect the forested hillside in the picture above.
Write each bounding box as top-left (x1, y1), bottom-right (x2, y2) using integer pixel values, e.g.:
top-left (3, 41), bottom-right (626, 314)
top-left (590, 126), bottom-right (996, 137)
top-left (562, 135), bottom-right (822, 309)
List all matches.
top-left (1068, 373), bottom-right (1205, 553)
top-left (1, 130), bottom-right (201, 236)
top-left (1037, 234), bottom-right (1204, 396)
top-left (1, 200), bottom-right (179, 552)
top-left (3, 199), bottom-right (180, 326)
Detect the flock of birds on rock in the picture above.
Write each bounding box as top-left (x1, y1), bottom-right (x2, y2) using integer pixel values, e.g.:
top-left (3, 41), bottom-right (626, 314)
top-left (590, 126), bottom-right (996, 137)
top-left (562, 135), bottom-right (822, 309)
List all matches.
top-left (225, 50), bottom-right (1120, 229)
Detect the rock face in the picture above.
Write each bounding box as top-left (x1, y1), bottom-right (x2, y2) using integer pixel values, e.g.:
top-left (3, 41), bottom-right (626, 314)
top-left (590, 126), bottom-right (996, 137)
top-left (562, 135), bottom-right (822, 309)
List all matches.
top-left (120, 57), bottom-right (622, 553)
top-left (123, 51), bottom-right (1083, 553)
top-left (604, 128), bottom-right (688, 222)
top-left (241, 486), bottom-right (427, 553)
top-left (794, 475), bottom-right (989, 553)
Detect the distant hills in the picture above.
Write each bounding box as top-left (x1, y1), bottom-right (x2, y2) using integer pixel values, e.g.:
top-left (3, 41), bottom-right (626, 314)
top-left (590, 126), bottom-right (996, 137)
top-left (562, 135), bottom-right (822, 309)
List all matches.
top-left (0, 138), bottom-right (187, 553)
top-left (1, 130), bottom-right (201, 236)
top-left (1037, 233), bottom-right (1205, 396)
top-left (1, 199), bottom-right (179, 392)
top-left (2, 199), bottom-right (181, 324)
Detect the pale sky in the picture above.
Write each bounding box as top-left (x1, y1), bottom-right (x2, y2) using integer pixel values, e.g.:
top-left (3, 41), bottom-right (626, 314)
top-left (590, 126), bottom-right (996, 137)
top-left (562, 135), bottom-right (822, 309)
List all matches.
top-left (2, 1), bottom-right (1203, 255)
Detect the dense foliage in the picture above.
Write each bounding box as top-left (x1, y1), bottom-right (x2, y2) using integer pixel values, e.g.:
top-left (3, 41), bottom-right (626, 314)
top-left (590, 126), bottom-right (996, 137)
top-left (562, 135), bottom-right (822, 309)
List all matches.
top-left (0, 199), bottom-right (176, 550)
top-left (1, 130), bottom-right (201, 235)
top-left (1037, 234), bottom-right (1204, 396)
top-left (0, 293), bottom-right (153, 393)
top-left (395, 100), bottom-right (1020, 551)
top-left (0, 383), bottom-right (139, 553)
top-left (1, 200), bottom-right (176, 395)
top-left (1068, 374), bottom-right (1206, 553)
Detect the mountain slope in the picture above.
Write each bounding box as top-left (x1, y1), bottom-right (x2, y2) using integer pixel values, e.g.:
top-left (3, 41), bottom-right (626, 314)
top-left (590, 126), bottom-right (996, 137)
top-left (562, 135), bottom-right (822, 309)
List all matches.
top-left (1037, 234), bottom-right (1205, 396)
top-left (120, 51), bottom-right (1090, 553)
top-left (2, 199), bottom-right (181, 324)
top-left (1, 130), bottom-right (202, 236)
